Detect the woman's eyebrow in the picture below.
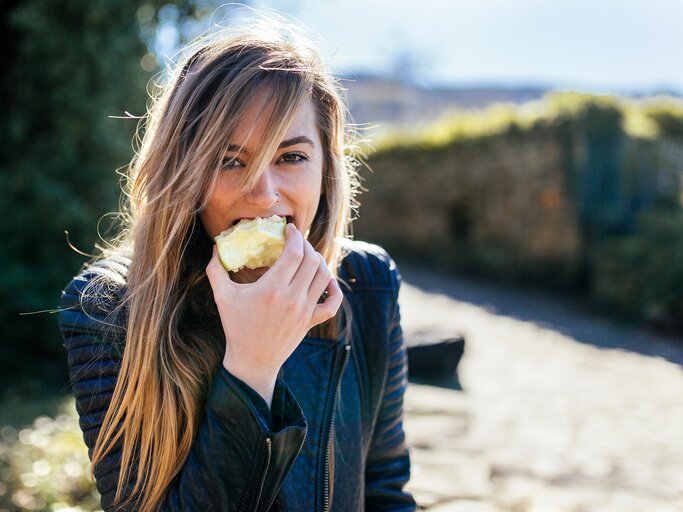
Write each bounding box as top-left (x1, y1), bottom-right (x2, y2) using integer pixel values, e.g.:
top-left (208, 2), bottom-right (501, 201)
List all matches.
top-left (224, 136), bottom-right (315, 154)
top-left (278, 136), bottom-right (315, 149)
top-left (225, 144), bottom-right (244, 153)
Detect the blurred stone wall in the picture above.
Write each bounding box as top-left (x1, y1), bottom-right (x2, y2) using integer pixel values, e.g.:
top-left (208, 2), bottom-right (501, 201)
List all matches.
top-left (354, 123), bottom-right (582, 283)
top-left (353, 120), bottom-right (681, 287)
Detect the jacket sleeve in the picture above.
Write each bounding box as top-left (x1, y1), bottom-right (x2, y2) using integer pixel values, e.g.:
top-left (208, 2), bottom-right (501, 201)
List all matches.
top-left (59, 271), bottom-right (307, 512)
top-left (364, 269), bottom-right (417, 511)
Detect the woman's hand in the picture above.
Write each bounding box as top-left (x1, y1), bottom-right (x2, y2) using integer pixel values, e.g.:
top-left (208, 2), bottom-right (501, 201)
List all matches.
top-left (205, 223), bottom-right (343, 406)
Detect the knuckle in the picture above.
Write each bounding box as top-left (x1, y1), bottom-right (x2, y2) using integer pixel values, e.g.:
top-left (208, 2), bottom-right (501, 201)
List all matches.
top-left (308, 253), bottom-right (322, 271)
top-left (263, 288), bottom-right (279, 304)
top-left (321, 306), bottom-right (336, 321)
top-left (288, 245), bottom-right (304, 261)
top-left (287, 299), bottom-right (305, 317)
top-left (317, 255), bottom-right (331, 275)
top-left (330, 291), bottom-right (342, 307)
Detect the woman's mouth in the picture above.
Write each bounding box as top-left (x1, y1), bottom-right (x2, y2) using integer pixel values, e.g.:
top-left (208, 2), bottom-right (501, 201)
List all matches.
top-left (231, 215), bottom-right (293, 226)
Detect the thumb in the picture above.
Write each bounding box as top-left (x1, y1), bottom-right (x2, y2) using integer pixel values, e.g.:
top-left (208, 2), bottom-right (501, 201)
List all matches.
top-left (206, 245), bottom-right (235, 288)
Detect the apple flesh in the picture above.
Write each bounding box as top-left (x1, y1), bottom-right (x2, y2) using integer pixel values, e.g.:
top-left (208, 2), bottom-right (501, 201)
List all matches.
top-left (214, 215), bottom-right (287, 272)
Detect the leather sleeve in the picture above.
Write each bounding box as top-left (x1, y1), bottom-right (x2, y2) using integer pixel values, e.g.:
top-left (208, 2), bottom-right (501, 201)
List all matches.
top-left (364, 269), bottom-right (417, 511)
top-left (59, 271), bottom-right (307, 512)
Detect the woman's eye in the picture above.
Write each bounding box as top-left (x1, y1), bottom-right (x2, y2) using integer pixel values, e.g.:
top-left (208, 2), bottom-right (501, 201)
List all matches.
top-left (221, 157), bottom-right (244, 170)
top-left (278, 152), bottom-right (308, 165)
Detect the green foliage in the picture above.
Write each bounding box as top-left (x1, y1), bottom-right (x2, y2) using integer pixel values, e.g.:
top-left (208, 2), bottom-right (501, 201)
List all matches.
top-left (647, 110), bottom-right (683, 141)
top-left (369, 91), bottom-right (683, 154)
top-left (0, 1), bottom-right (163, 387)
top-left (371, 102), bottom-right (545, 151)
top-left (0, 398), bottom-right (99, 511)
top-left (1, 0), bottom-right (227, 388)
top-left (593, 207), bottom-right (683, 331)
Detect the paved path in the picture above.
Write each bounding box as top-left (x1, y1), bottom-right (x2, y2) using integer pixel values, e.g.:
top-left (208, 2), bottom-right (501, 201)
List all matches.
top-left (398, 264), bottom-right (683, 512)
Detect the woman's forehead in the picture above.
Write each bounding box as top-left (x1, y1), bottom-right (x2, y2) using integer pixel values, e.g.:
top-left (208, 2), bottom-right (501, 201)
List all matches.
top-left (227, 94), bottom-right (320, 151)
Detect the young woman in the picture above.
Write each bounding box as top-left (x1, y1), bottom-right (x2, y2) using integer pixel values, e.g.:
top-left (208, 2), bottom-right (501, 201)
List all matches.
top-left (59, 17), bottom-right (416, 512)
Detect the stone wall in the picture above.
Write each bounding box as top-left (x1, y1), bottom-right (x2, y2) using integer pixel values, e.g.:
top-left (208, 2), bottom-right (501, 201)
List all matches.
top-left (351, 95), bottom-right (683, 327)
top-left (354, 122), bottom-right (585, 284)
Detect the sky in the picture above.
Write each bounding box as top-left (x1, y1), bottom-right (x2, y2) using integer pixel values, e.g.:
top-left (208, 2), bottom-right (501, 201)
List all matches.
top-left (236, 0), bottom-right (683, 94)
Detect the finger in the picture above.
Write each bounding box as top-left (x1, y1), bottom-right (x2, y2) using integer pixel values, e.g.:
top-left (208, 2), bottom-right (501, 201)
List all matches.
top-left (264, 223), bottom-right (304, 284)
top-left (306, 253), bottom-right (333, 304)
top-left (206, 245), bottom-right (234, 289)
top-left (310, 278), bottom-right (343, 327)
top-left (290, 239), bottom-right (322, 290)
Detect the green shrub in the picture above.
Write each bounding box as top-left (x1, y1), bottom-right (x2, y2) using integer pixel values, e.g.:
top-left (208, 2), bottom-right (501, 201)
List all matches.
top-left (1, 0), bottom-right (157, 389)
top-left (593, 207), bottom-right (683, 330)
top-left (368, 91), bottom-right (683, 154)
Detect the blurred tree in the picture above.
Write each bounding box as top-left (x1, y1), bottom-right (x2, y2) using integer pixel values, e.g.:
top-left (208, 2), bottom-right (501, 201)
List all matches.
top-left (0, 0), bottom-right (176, 390)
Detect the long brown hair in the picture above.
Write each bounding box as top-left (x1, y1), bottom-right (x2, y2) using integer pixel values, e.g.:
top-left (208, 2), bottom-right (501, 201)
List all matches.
top-left (85, 16), bottom-right (359, 512)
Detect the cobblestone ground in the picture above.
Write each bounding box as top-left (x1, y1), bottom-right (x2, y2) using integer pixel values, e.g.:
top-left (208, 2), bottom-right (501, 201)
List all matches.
top-left (398, 265), bottom-right (683, 512)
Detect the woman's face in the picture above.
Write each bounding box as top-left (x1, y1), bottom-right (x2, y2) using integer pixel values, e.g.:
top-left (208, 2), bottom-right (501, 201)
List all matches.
top-left (199, 92), bottom-right (324, 280)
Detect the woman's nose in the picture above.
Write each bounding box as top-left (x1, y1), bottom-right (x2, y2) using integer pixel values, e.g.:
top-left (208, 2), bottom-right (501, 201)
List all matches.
top-left (244, 167), bottom-right (279, 207)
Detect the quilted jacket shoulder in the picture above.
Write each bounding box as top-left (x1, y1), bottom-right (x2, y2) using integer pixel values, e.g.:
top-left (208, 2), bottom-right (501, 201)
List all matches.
top-left (338, 239), bottom-right (401, 292)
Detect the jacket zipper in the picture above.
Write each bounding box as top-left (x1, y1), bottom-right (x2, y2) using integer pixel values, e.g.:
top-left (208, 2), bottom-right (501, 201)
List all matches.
top-left (322, 343), bottom-right (351, 512)
top-left (249, 436), bottom-right (272, 512)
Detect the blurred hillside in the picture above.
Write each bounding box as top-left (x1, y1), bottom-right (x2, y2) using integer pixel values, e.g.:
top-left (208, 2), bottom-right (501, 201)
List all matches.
top-left (345, 74), bottom-right (548, 126)
top-left (343, 73), bottom-right (683, 128)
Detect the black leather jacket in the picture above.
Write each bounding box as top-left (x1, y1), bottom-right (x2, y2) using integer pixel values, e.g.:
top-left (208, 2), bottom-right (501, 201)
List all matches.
top-left (59, 240), bottom-right (416, 511)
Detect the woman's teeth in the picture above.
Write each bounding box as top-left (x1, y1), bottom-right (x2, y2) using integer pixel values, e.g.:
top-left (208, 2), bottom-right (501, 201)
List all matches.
top-left (231, 215), bottom-right (294, 227)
